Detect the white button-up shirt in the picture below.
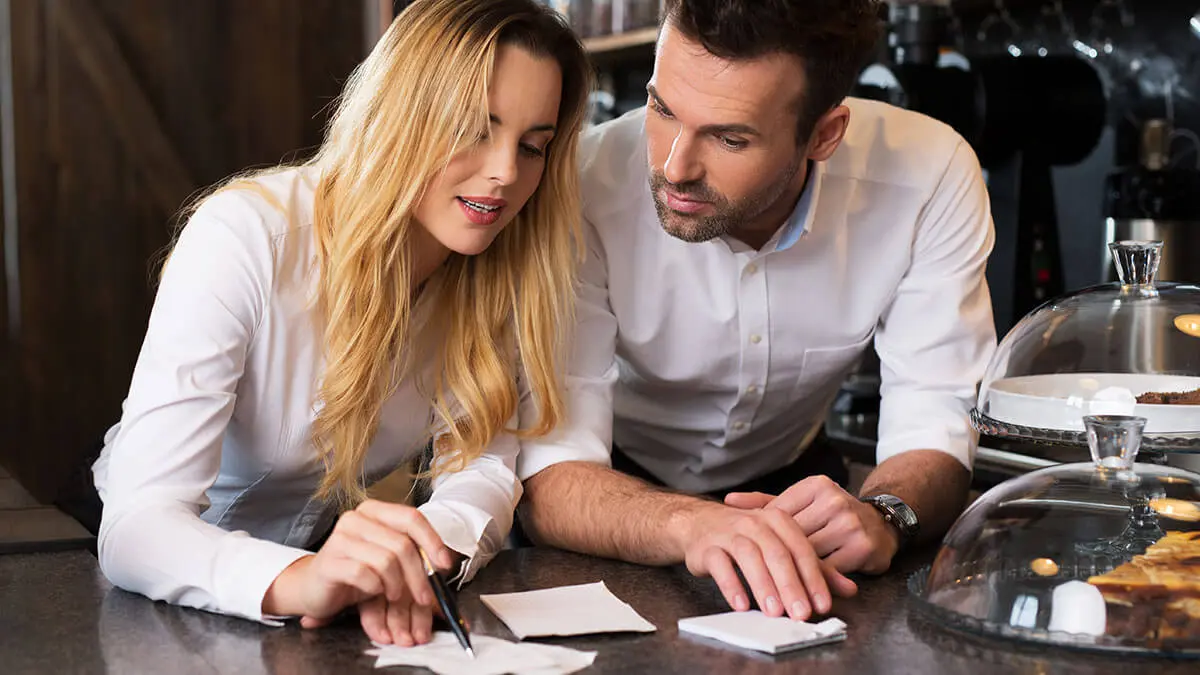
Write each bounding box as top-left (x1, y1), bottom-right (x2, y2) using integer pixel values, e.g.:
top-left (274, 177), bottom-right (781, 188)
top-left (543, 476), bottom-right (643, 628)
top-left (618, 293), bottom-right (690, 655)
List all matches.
top-left (517, 99), bottom-right (997, 493)
top-left (93, 168), bottom-right (521, 624)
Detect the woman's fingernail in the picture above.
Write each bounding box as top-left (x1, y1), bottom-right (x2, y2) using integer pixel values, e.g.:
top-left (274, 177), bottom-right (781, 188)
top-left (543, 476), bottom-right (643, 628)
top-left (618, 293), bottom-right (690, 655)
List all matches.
top-left (792, 601), bottom-right (809, 619)
top-left (765, 595), bottom-right (780, 615)
top-left (734, 593), bottom-right (748, 611)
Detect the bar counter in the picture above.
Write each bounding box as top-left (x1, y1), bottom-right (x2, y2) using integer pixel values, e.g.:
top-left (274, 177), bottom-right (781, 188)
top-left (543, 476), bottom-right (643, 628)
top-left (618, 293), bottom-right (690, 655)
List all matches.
top-left (2, 545), bottom-right (1194, 674)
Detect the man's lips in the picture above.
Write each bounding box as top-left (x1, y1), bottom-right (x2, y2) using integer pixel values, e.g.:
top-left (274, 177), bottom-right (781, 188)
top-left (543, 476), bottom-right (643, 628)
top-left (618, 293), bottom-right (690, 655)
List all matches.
top-left (663, 188), bottom-right (712, 214)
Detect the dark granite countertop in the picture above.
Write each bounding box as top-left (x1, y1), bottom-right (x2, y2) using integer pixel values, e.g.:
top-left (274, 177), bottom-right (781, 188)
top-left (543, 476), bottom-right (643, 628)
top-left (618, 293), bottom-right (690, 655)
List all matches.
top-left (2, 545), bottom-right (1195, 674)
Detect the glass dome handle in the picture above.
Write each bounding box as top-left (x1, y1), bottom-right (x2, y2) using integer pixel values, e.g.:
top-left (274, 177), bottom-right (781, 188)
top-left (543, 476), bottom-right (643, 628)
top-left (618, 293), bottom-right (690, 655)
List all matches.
top-left (1108, 240), bottom-right (1162, 287)
top-left (1084, 414), bottom-right (1146, 470)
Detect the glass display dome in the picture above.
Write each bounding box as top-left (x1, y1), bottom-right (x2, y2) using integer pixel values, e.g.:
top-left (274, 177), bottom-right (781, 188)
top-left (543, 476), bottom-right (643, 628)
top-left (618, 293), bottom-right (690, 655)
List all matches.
top-left (913, 240), bottom-right (1200, 656)
top-left (911, 415), bottom-right (1200, 655)
top-left (973, 240), bottom-right (1200, 451)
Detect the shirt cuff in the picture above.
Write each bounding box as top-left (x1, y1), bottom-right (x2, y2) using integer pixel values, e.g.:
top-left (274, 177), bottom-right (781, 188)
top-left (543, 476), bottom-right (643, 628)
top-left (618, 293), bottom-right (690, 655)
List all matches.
top-left (875, 418), bottom-right (976, 470)
top-left (215, 533), bottom-right (312, 625)
top-left (877, 392), bottom-right (976, 470)
top-left (418, 502), bottom-right (500, 590)
top-left (517, 434), bottom-right (612, 482)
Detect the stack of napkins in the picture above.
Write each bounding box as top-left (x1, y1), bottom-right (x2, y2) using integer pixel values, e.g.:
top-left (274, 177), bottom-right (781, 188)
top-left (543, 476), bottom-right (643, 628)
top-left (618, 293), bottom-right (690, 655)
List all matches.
top-left (367, 633), bottom-right (596, 675)
top-left (677, 611), bottom-right (848, 655)
top-left (479, 581), bottom-right (657, 639)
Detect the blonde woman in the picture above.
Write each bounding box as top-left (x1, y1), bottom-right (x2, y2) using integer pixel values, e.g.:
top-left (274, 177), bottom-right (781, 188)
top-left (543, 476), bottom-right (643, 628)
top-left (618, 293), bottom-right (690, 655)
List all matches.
top-left (91, 0), bottom-right (590, 647)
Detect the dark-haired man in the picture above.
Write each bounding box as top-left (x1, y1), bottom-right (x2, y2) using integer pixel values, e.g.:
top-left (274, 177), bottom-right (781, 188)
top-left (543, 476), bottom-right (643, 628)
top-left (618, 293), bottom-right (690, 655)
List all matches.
top-left (517, 0), bottom-right (996, 621)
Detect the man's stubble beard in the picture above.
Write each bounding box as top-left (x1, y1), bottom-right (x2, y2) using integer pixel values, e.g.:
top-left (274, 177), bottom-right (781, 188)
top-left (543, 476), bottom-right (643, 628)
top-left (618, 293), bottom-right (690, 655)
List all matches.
top-left (649, 157), bottom-right (803, 244)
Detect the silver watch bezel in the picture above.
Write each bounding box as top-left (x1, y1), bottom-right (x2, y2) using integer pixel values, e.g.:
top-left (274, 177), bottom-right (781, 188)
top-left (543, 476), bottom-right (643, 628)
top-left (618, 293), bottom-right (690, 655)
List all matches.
top-left (861, 494), bottom-right (920, 541)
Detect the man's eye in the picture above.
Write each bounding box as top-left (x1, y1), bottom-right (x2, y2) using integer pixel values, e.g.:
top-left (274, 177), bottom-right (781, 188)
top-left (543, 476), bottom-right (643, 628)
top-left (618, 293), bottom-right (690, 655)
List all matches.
top-left (651, 100), bottom-right (674, 119)
top-left (721, 136), bottom-right (748, 150)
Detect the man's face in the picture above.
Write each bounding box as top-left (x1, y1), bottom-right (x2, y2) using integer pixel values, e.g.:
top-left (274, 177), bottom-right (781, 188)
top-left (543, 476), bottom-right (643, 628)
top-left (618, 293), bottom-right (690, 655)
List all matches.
top-left (646, 22), bottom-right (809, 243)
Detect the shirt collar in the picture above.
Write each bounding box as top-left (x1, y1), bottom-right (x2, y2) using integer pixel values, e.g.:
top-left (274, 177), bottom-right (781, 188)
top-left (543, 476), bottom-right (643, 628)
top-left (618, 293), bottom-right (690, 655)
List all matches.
top-left (774, 160), bottom-right (823, 252)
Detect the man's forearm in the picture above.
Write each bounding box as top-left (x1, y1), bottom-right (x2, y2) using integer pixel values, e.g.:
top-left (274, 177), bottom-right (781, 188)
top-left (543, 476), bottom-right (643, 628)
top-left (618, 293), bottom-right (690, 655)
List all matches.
top-left (858, 449), bottom-right (971, 544)
top-left (518, 461), bottom-right (717, 565)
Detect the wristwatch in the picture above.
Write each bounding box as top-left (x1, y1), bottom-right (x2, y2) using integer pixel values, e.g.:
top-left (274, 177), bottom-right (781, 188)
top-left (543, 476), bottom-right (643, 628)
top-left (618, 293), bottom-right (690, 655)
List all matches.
top-left (860, 494), bottom-right (920, 546)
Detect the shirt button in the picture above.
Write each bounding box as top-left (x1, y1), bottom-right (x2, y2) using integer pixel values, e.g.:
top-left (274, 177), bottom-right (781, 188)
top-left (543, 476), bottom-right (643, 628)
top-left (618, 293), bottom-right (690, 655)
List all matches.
top-left (733, 421), bottom-right (747, 431)
top-left (750, 334), bottom-right (762, 344)
top-left (746, 385), bottom-right (760, 395)
top-left (745, 263), bottom-right (759, 275)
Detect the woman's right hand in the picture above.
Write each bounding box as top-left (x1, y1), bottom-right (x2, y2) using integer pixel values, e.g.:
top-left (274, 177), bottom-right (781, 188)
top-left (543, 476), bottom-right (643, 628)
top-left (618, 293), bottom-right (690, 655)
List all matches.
top-left (262, 499), bottom-right (453, 638)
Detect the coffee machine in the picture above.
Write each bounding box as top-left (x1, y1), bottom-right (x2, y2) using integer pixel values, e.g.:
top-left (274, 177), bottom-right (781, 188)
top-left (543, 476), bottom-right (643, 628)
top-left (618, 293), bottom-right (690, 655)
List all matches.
top-left (1104, 118), bottom-right (1200, 283)
top-left (856, 2), bottom-right (1107, 333)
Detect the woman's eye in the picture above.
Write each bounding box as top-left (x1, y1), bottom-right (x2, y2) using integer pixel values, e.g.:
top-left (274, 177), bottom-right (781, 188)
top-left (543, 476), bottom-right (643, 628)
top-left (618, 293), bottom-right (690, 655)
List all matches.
top-left (520, 143), bottom-right (546, 158)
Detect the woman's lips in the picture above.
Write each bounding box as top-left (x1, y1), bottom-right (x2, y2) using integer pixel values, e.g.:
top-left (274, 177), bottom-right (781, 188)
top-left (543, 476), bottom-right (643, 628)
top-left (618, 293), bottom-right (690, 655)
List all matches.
top-left (457, 196), bottom-right (504, 226)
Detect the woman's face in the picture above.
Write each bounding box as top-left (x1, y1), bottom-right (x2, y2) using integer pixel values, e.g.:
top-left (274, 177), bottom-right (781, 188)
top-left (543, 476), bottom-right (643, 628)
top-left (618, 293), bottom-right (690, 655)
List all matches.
top-left (414, 44), bottom-right (563, 257)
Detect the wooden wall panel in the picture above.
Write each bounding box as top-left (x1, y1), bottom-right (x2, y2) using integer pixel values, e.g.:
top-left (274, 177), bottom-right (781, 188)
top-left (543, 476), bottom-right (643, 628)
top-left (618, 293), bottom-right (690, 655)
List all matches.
top-left (4, 0), bottom-right (364, 502)
top-left (2, 0), bottom-right (47, 490)
top-left (0, 94), bottom-right (7, 476)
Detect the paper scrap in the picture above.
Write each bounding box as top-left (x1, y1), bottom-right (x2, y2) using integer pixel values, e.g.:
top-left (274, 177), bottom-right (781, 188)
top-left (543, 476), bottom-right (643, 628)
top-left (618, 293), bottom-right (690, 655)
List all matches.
top-left (677, 611), bottom-right (847, 655)
top-left (367, 633), bottom-right (596, 675)
top-left (479, 581), bottom-right (656, 639)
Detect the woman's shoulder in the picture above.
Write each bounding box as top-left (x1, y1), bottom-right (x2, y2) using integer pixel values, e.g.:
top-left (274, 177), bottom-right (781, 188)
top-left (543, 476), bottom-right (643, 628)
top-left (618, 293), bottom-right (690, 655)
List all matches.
top-left (172, 166), bottom-right (322, 297)
top-left (191, 166), bottom-right (319, 243)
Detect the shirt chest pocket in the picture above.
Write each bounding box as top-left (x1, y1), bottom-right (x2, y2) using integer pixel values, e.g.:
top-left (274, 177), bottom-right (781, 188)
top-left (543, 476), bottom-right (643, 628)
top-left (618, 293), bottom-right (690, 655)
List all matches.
top-left (791, 334), bottom-right (874, 402)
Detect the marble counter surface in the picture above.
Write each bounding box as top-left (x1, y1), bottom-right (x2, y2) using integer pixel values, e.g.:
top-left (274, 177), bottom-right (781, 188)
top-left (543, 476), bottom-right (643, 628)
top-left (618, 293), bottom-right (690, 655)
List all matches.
top-left (2, 545), bottom-right (1194, 674)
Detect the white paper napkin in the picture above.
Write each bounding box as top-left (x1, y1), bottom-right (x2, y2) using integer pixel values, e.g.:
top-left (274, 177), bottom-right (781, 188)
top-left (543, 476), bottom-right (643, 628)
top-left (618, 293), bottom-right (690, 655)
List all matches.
top-left (479, 581), bottom-right (657, 639)
top-left (366, 633), bottom-right (596, 674)
top-left (677, 611), bottom-right (847, 655)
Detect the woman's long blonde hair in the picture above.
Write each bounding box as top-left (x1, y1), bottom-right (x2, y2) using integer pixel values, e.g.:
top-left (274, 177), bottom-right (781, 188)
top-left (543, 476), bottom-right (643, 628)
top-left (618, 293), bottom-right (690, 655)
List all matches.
top-left (176, 0), bottom-right (591, 504)
top-left (312, 0), bottom-right (591, 503)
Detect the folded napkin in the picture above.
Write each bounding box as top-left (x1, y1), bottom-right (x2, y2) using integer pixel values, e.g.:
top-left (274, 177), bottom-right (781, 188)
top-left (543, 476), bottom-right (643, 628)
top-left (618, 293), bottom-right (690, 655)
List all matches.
top-left (479, 581), bottom-right (656, 639)
top-left (677, 611), bottom-right (847, 655)
top-left (366, 633), bottom-right (596, 675)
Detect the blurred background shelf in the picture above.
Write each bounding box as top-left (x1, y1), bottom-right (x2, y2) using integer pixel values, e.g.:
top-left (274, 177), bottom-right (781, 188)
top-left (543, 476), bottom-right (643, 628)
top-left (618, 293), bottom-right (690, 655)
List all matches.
top-left (583, 26), bottom-right (657, 54)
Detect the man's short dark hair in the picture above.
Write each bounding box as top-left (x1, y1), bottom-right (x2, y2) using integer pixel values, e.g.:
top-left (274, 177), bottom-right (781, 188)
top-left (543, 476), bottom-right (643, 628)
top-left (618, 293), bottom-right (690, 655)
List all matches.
top-left (662, 0), bottom-right (882, 141)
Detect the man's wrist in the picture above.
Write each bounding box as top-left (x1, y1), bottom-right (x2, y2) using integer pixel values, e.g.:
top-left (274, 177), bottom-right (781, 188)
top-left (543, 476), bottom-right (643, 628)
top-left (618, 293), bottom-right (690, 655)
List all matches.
top-left (870, 504), bottom-right (903, 552)
top-left (859, 494), bottom-right (920, 550)
top-left (665, 498), bottom-right (723, 562)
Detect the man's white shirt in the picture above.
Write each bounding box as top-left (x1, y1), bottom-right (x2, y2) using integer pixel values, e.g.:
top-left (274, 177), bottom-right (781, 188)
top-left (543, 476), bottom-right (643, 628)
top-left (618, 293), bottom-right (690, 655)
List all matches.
top-left (517, 98), bottom-right (997, 493)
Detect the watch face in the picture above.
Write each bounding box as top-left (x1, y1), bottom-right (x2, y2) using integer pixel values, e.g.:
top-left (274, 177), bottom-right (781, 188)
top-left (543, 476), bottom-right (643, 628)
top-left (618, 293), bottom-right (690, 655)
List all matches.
top-left (871, 495), bottom-right (919, 537)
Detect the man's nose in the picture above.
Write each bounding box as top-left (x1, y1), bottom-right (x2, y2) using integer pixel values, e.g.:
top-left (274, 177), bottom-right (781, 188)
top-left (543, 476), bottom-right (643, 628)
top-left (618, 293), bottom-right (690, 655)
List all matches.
top-left (662, 128), bottom-right (702, 185)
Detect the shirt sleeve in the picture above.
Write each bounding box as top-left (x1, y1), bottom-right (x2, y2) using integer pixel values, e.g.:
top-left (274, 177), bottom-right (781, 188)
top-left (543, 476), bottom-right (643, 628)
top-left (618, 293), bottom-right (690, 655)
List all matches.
top-left (417, 419), bottom-right (522, 588)
top-left (95, 197), bottom-right (310, 625)
top-left (874, 139), bottom-right (998, 470)
top-left (514, 217), bottom-right (619, 481)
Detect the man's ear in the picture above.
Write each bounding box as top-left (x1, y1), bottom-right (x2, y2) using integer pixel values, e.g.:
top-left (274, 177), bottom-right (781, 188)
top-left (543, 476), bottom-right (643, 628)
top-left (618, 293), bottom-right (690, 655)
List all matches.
top-left (806, 105), bottom-right (851, 162)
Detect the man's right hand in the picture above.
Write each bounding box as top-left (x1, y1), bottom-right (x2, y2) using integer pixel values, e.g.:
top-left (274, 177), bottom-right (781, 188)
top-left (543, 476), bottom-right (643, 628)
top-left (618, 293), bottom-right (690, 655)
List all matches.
top-left (673, 502), bottom-right (858, 621)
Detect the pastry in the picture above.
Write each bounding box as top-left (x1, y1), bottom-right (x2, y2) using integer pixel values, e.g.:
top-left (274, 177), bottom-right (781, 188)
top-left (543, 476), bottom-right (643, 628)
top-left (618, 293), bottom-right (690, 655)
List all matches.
top-left (1135, 388), bottom-right (1200, 405)
top-left (1087, 531), bottom-right (1200, 645)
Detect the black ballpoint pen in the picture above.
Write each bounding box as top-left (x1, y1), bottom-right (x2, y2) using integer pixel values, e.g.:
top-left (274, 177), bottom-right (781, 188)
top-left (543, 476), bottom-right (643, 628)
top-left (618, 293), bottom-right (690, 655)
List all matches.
top-left (419, 548), bottom-right (475, 659)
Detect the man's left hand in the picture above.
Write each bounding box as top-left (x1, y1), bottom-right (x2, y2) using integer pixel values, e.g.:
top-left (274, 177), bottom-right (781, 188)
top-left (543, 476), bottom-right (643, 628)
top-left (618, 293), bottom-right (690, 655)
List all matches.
top-left (724, 476), bottom-right (900, 575)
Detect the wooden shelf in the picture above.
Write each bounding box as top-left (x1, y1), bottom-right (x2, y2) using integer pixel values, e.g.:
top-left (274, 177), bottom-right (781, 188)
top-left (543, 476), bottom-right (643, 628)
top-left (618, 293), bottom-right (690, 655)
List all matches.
top-left (583, 27), bottom-right (658, 55)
